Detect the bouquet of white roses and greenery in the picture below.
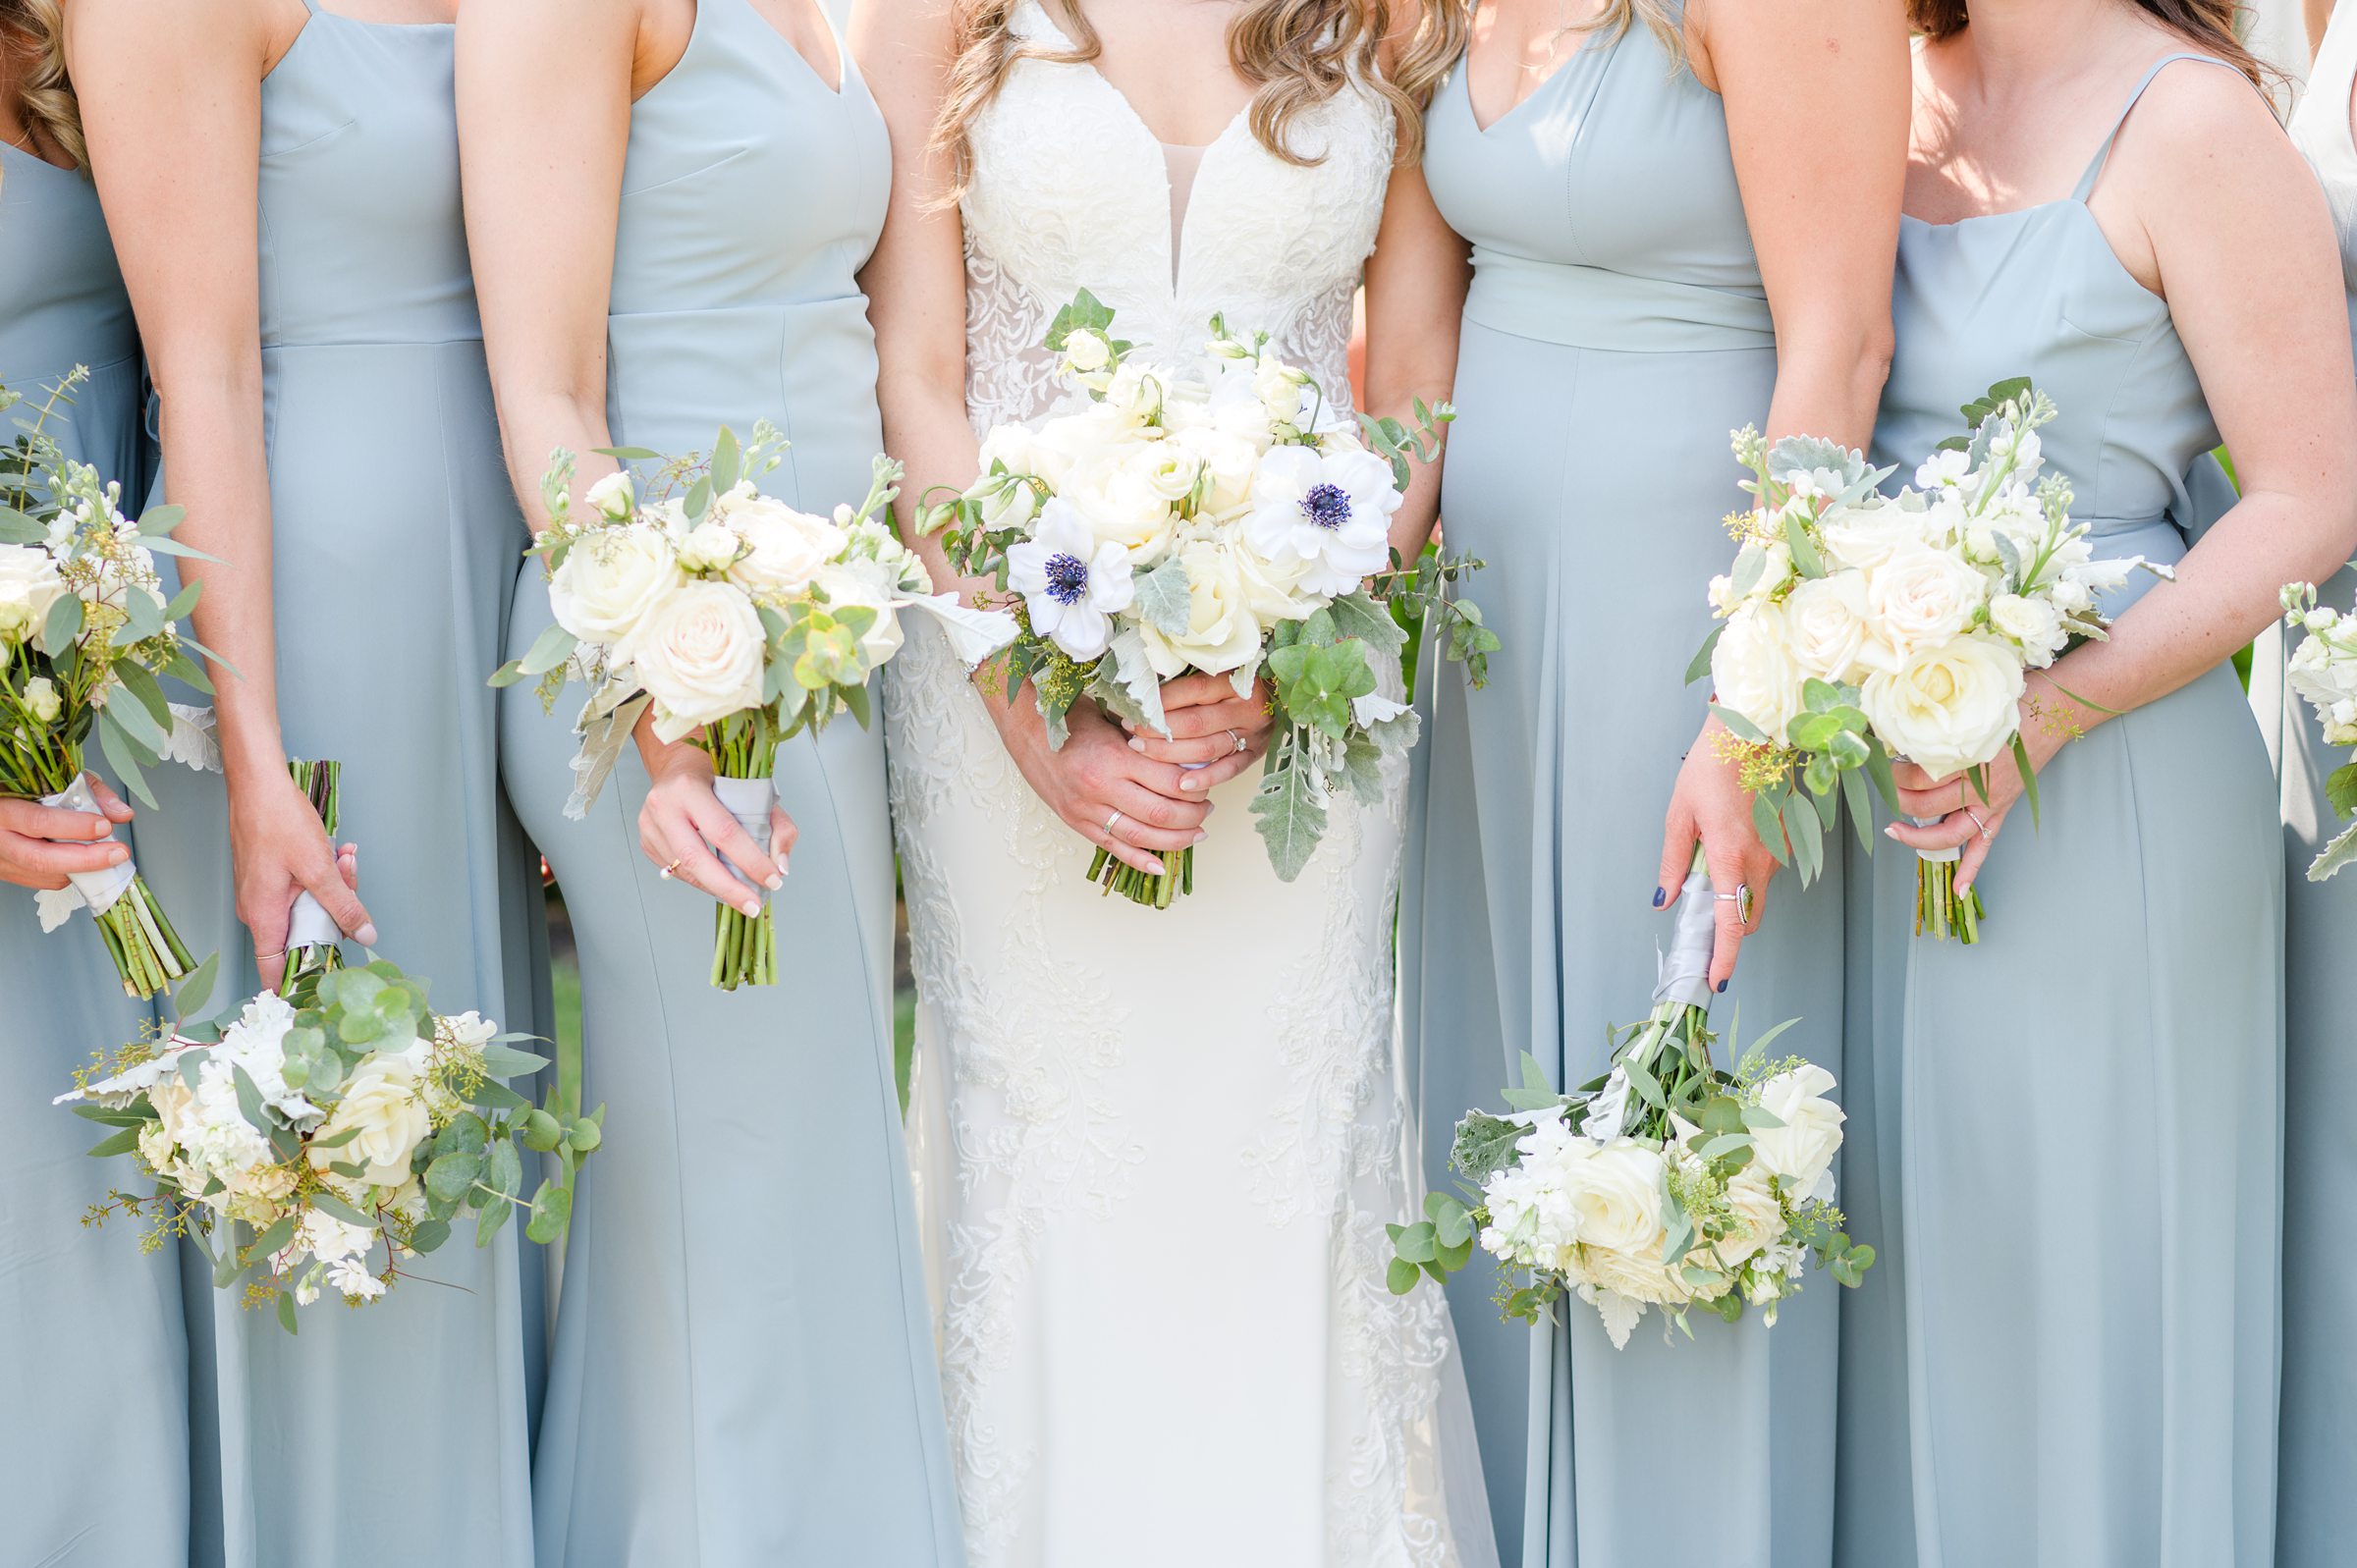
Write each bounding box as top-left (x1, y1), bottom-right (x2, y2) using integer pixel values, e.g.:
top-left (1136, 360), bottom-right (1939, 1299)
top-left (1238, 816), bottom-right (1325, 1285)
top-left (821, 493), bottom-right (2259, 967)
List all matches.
top-left (1391, 855), bottom-right (1873, 1348)
top-left (1695, 380), bottom-right (2168, 943)
top-left (2278, 579), bottom-right (2357, 881)
top-left (2, 372), bottom-right (221, 998)
top-left (494, 423), bottom-right (1014, 988)
top-left (57, 955), bottom-right (599, 1332)
top-left (924, 290), bottom-right (1497, 908)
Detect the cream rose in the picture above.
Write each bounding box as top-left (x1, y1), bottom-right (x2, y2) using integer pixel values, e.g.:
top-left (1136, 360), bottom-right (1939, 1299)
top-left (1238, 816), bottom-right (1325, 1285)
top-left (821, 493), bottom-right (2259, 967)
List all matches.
top-left (548, 527), bottom-right (681, 646)
top-left (1751, 1064), bottom-right (1845, 1204)
top-left (725, 497), bottom-right (846, 600)
top-left (1783, 571), bottom-right (1884, 682)
top-left (1865, 544), bottom-right (1989, 657)
top-left (1126, 442), bottom-right (1204, 507)
top-left (1171, 423), bottom-right (1261, 514)
top-left (676, 521), bottom-right (743, 575)
top-left (0, 544), bottom-right (68, 643)
top-left (1137, 537), bottom-right (1265, 678)
top-left (1860, 633), bottom-right (2025, 780)
top-left (1817, 503), bottom-right (1924, 574)
top-left (620, 581), bottom-right (769, 740)
top-left (583, 470), bottom-right (635, 521)
top-left (1060, 455), bottom-right (1179, 562)
top-left (1559, 1137), bottom-right (1671, 1262)
top-left (1711, 603), bottom-right (1806, 745)
top-left (308, 1056), bottom-right (431, 1190)
top-left (24, 676), bottom-right (60, 725)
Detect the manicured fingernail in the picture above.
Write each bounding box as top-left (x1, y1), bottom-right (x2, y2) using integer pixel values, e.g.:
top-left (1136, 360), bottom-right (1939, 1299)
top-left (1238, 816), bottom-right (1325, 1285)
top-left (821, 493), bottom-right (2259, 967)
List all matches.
top-left (1716, 979), bottom-right (1728, 994)
top-left (1128, 738), bottom-right (1144, 752)
top-left (1652, 886), bottom-right (1666, 907)
top-left (356, 923), bottom-right (379, 946)
top-left (1884, 825), bottom-right (1900, 840)
top-left (106, 845), bottom-right (128, 865)
top-left (765, 873), bottom-right (785, 891)
top-left (741, 900), bottom-right (761, 917)
top-left (779, 857), bottom-right (790, 877)
top-left (1192, 831), bottom-right (1207, 844)
top-left (1147, 858), bottom-right (1166, 874)
top-left (1182, 776), bottom-right (1206, 790)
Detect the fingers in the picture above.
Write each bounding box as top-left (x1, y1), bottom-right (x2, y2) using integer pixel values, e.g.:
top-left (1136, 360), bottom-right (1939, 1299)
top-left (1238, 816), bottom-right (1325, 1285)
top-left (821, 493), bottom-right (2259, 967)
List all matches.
top-left (1953, 804), bottom-right (2007, 895)
top-left (1702, 841), bottom-right (1748, 992)
top-left (1889, 760), bottom-right (1941, 793)
top-left (336, 842), bottom-right (359, 894)
top-left (1156, 673), bottom-right (1237, 713)
top-left (767, 805), bottom-right (798, 871)
top-left (1885, 812), bottom-right (1979, 854)
top-left (82, 774), bottom-right (135, 823)
top-left (1129, 729), bottom-right (1237, 767)
top-left (642, 800), bottom-right (762, 916)
top-left (1174, 747), bottom-right (1261, 793)
top-left (685, 787), bottom-right (785, 892)
top-left (0, 830), bottom-right (131, 890)
top-left (1105, 777), bottom-right (1212, 850)
top-left (245, 893), bottom-right (292, 986)
top-left (0, 796), bottom-right (118, 844)
top-left (1655, 804), bottom-right (1698, 910)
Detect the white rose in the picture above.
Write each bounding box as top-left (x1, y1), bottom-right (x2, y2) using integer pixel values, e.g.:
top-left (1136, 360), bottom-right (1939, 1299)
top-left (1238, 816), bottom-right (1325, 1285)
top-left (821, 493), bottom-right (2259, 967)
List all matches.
top-left (1171, 424), bottom-right (1261, 514)
top-left (1253, 355), bottom-right (1309, 424)
top-left (308, 1055), bottom-right (430, 1190)
top-left (583, 470), bottom-right (635, 521)
top-left (1061, 454), bottom-right (1179, 562)
top-left (1062, 328), bottom-right (1112, 375)
top-left (726, 497), bottom-right (846, 600)
top-left (1715, 1164), bottom-right (1787, 1268)
top-left (977, 422), bottom-right (1042, 478)
top-left (619, 581), bottom-right (769, 740)
top-left (1231, 535), bottom-right (1324, 623)
top-left (1783, 571), bottom-right (1885, 682)
top-left (1865, 543), bottom-right (1988, 657)
top-left (1559, 1137), bottom-right (1670, 1262)
top-left (1125, 442), bottom-right (1204, 507)
top-left (24, 675), bottom-right (61, 725)
top-left (676, 521), bottom-right (742, 574)
top-left (1137, 536), bottom-right (1265, 678)
top-left (1860, 633), bottom-right (2026, 781)
top-left (813, 560), bottom-right (905, 668)
top-left (1710, 603), bottom-right (1805, 745)
top-left (548, 526), bottom-right (682, 647)
top-left (1817, 503), bottom-right (1923, 574)
top-left (1580, 1243), bottom-right (1691, 1308)
top-left (0, 544), bottom-right (67, 643)
top-left (1987, 591), bottom-right (2066, 668)
top-left (1751, 1064), bottom-right (1845, 1205)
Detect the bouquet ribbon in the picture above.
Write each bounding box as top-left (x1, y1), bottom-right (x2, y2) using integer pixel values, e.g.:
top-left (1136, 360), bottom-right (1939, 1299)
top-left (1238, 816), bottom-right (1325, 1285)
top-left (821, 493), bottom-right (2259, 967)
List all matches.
top-left (710, 773), bottom-right (779, 904)
top-left (39, 775), bottom-right (137, 917)
top-left (1651, 868), bottom-right (1718, 1010)
top-left (285, 891), bottom-right (343, 949)
top-left (1905, 815), bottom-right (1961, 864)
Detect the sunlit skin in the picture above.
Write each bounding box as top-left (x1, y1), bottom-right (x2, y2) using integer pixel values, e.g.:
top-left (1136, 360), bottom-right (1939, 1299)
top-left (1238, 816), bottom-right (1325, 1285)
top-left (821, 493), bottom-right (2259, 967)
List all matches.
top-left (1449, 0), bottom-right (1910, 990)
top-left (1882, 0), bottom-right (2357, 892)
top-left (455, 0), bottom-right (842, 918)
top-left (853, 0), bottom-right (1467, 878)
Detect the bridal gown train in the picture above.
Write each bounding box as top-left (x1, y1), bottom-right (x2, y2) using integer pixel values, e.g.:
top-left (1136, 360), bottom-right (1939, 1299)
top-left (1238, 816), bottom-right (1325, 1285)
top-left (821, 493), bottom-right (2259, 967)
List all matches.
top-left (886, 5), bottom-right (1496, 1563)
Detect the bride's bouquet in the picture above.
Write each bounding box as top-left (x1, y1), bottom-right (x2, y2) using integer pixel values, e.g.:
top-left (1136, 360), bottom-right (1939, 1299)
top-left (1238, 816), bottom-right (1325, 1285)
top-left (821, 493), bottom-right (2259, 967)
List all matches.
top-left (495, 424), bottom-right (1013, 988)
top-left (926, 291), bottom-right (1495, 907)
top-left (2, 373), bottom-right (215, 997)
top-left (1697, 380), bottom-right (2166, 942)
top-left (1392, 859), bottom-right (1873, 1348)
top-left (2279, 579), bottom-right (2357, 881)
top-left (57, 955), bottom-right (599, 1331)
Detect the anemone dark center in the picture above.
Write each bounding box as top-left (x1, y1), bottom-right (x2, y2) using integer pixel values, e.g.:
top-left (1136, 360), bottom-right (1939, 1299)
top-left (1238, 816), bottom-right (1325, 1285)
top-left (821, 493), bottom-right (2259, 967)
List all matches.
top-left (1043, 552), bottom-right (1090, 606)
top-left (1298, 483), bottom-right (1351, 531)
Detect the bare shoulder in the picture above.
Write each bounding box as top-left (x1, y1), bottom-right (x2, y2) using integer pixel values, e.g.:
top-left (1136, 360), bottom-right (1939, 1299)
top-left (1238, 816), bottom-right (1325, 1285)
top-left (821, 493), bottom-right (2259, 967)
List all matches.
top-left (850, 0), bottom-right (958, 71)
top-left (2113, 52), bottom-right (2294, 181)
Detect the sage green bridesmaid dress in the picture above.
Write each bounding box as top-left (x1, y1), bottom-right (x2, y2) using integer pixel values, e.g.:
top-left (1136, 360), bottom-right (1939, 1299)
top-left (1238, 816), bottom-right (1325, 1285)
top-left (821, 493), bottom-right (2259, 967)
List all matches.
top-left (1837, 55), bottom-right (2282, 1567)
top-left (2271, 18), bottom-right (2357, 1566)
top-left (129, 6), bottom-right (547, 1563)
top-left (0, 142), bottom-right (190, 1568)
top-left (1406, 10), bottom-right (1848, 1562)
top-left (497, 4), bottom-right (962, 1560)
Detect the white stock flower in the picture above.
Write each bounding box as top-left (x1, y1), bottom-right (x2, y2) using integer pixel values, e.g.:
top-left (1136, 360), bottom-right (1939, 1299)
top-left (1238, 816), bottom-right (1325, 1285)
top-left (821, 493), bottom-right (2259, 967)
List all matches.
top-left (1783, 571), bottom-right (1885, 682)
top-left (308, 1054), bottom-right (431, 1190)
top-left (1008, 498), bottom-right (1135, 662)
top-left (1137, 536), bottom-right (1264, 678)
top-left (0, 544), bottom-right (67, 643)
top-left (23, 676), bottom-right (60, 725)
top-left (1866, 544), bottom-right (1989, 657)
top-left (1860, 633), bottom-right (2025, 782)
top-left (1914, 448), bottom-right (1971, 492)
top-left (1751, 1063), bottom-right (1845, 1205)
top-left (1711, 603), bottom-right (1806, 745)
top-left (620, 581), bottom-right (770, 739)
top-left (583, 470), bottom-right (635, 521)
top-left (1987, 591), bottom-right (2067, 668)
top-left (725, 497), bottom-right (847, 601)
top-left (1240, 445), bottom-right (1398, 598)
top-left (548, 526), bottom-right (682, 647)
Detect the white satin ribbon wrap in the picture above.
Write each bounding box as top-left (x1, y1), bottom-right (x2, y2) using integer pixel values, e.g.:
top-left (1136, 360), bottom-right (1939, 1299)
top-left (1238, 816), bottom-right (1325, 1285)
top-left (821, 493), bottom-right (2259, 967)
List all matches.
top-left (38, 774), bottom-right (137, 917)
top-left (285, 891), bottom-right (343, 949)
top-left (1906, 815), bottom-right (1961, 864)
top-left (1650, 869), bottom-right (1719, 1010)
top-left (710, 773), bottom-right (779, 903)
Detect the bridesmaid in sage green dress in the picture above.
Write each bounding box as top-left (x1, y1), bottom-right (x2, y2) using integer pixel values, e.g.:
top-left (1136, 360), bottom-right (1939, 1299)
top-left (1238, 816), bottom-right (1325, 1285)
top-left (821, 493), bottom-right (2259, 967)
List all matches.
top-left (0, 49), bottom-right (189, 1566)
top-left (2269, 10), bottom-right (2357, 1564)
top-left (1404, 2), bottom-right (1906, 1562)
top-left (1837, 7), bottom-right (2357, 1561)
top-left (77, 1), bottom-right (546, 1563)
top-left (457, 0), bottom-right (961, 1559)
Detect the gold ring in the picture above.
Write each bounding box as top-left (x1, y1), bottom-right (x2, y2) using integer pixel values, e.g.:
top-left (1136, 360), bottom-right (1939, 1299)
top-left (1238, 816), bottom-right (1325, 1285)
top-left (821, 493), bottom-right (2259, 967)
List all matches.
top-left (659, 857), bottom-right (685, 880)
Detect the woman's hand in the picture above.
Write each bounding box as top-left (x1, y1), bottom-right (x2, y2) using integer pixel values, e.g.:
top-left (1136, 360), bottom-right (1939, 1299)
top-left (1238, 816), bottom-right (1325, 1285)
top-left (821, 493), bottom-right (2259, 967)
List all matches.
top-left (231, 764), bottom-right (374, 986)
top-left (0, 775), bottom-right (134, 892)
top-left (1654, 714), bottom-right (1779, 991)
top-left (1886, 698), bottom-right (2067, 899)
top-left (1121, 672), bottom-right (1274, 794)
top-left (636, 732), bottom-right (793, 919)
top-left (989, 688), bottom-right (1211, 878)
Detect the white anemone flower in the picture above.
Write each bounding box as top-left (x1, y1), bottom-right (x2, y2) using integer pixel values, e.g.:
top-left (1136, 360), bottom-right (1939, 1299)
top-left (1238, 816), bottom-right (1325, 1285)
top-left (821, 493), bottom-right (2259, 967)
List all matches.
top-left (1008, 499), bottom-right (1135, 662)
top-left (1240, 445), bottom-right (1399, 598)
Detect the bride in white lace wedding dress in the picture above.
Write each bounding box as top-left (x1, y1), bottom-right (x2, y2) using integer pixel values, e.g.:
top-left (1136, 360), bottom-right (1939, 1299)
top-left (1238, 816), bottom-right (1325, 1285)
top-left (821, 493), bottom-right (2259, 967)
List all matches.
top-left (856, 2), bottom-right (1498, 1562)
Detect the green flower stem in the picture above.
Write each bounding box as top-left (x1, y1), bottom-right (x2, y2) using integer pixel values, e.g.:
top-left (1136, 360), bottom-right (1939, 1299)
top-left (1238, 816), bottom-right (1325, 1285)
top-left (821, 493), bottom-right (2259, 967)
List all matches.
top-left (1913, 857), bottom-right (1983, 945)
top-left (1084, 843), bottom-right (1194, 909)
top-left (94, 876), bottom-right (193, 1000)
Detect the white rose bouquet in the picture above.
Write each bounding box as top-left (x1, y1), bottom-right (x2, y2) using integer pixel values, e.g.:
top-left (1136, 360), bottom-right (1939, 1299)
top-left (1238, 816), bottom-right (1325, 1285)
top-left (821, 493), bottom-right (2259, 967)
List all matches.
top-left (2279, 579), bottom-right (2357, 881)
top-left (56, 955), bottom-right (599, 1331)
top-left (1696, 380), bottom-right (2166, 943)
top-left (2, 373), bottom-right (218, 997)
top-left (925, 291), bottom-right (1496, 907)
top-left (1393, 858), bottom-right (1873, 1348)
top-left (494, 423), bottom-right (1013, 988)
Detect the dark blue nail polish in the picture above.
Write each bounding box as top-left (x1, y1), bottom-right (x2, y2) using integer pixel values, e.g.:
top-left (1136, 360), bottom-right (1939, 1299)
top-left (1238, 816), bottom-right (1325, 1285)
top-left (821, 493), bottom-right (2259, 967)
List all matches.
top-left (1652, 886), bottom-right (1666, 907)
top-left (1716, 979), bottom-right (1728, 994)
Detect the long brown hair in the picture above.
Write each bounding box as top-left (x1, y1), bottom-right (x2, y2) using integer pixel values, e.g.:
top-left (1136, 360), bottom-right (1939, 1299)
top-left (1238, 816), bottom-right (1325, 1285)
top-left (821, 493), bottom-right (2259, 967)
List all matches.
top-left (1907, 1), bottom-right (2271, 92)
top-left (932, 0), bottom-right (1468, 196)
top-left (0, 0), bottom-right (83, 172)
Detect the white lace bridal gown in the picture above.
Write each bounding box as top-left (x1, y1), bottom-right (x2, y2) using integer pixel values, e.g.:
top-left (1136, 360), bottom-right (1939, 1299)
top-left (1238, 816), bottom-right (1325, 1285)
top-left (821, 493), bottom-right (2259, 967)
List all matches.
top-left (885, 6), bottom-right (1497, 1566)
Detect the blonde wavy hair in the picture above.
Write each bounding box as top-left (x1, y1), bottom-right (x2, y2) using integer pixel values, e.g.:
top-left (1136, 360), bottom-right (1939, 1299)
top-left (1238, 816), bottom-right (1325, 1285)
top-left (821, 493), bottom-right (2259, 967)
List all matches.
top-left (932, 0), bottom-right (1469, 196)
top-left (1, 0), bottom-right (84, 174)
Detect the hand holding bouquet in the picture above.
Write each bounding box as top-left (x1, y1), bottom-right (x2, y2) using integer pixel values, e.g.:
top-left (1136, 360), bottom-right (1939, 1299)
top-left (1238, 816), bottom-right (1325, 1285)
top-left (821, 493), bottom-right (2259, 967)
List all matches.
top-left (2, 373), bottom-right (218, 996)
top-left (495, 424), bottom-right (1013, 988)
top-left (1393, 860), bottom-right (1872, 1348)
top-left (1698, 380), bottom-right (2166, 942)
top-left (2279, 580), bottom-right (2357, 881)
top-left (926, 291), bottom-right (1495, 906)
top-left (57, 956), bottom-right (598, 1332)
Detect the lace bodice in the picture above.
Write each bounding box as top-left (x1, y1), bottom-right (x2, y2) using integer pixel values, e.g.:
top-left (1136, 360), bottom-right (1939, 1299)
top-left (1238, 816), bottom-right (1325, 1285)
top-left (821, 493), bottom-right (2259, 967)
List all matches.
top-left (960, 0), bottom-right (1395, 432)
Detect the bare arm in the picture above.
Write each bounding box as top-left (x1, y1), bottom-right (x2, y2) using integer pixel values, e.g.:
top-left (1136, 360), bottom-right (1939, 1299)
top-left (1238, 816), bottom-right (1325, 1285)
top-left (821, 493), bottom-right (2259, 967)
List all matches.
top-left (72, 0), bottom-right (372, 977)
top-left (1362, 150), bottom-right (1470, 563)
top-left (2311, 0), bottom-right (2336, 59)
top-left (1659, 0), bottom-right (1909, 985)
top-left (458, 0), bottom-right (786, 910)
